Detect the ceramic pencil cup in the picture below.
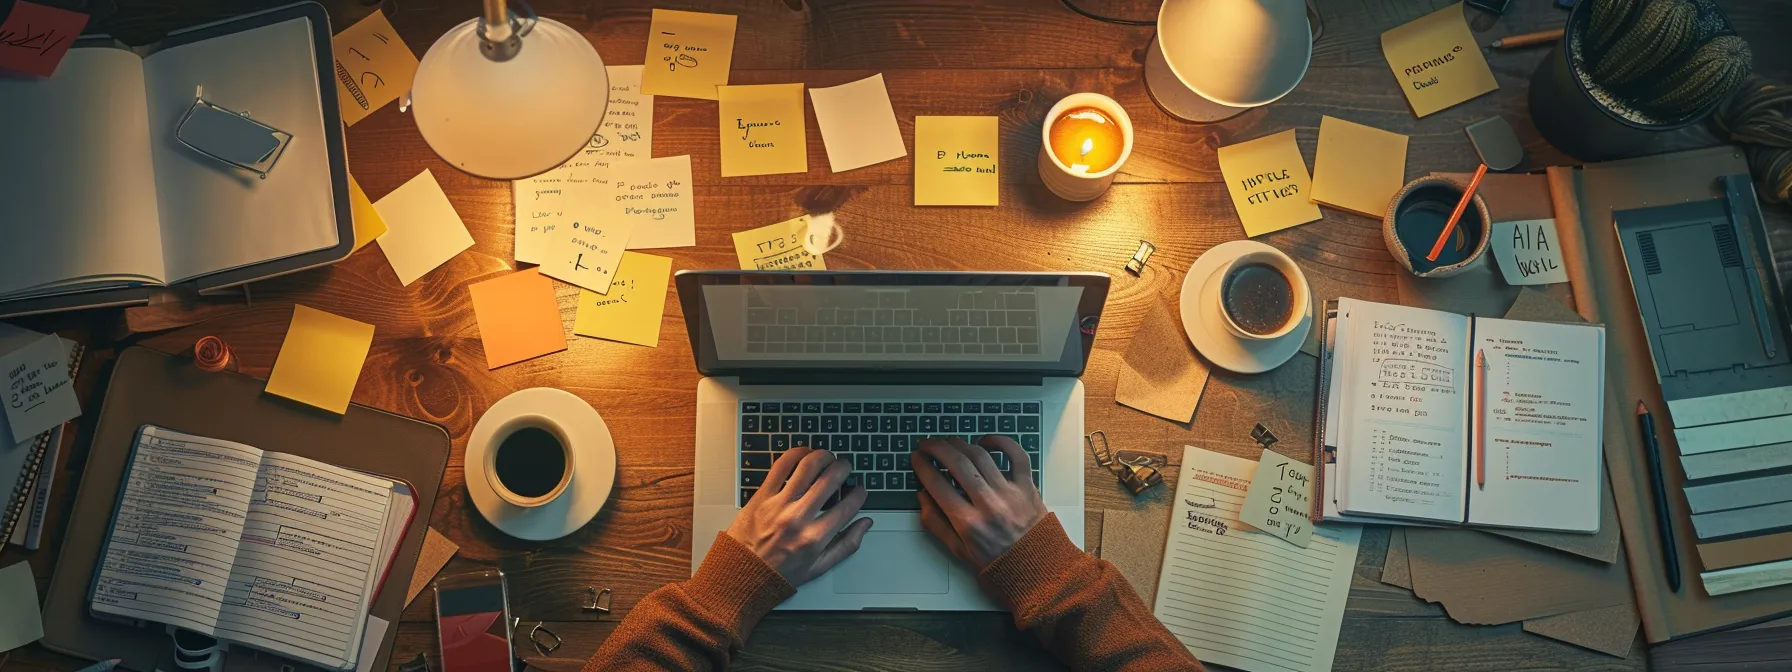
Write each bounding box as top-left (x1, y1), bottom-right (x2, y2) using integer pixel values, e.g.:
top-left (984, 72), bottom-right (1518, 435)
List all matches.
top-left (1383, 175), bottom-right (1492, 278)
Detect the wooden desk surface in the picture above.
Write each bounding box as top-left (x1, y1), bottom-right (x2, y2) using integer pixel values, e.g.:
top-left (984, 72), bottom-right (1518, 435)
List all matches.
top-left (7, 0), bottom-right (1792, 670)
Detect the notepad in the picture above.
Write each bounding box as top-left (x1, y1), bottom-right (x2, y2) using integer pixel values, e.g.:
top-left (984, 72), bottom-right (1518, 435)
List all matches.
top-left (810, 74), bottom-right (907, 172)
top-left (1153, 446), bottom-right (1361, 672)
top-left (718, 83), bottom-right (808, 177)
top-left (264, 305), bottom-right (375, 414)
top-left (574, 251), bottom-right (673, 347)
top-left (374, 169), bottom-right (474, 286)
top-left (1217, 130), bottom-right (1321, 237)
top-left (468, 268), bottom-right (567, 369)
top-left (915, 116), bottom-right (999, 206)
top-left (1311, 116), bottom-right (1408, 218)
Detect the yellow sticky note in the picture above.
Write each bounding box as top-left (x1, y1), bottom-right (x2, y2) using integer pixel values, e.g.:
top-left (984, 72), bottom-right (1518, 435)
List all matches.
top-left (265, 305), bottom-right (374, 414)
top-left (718, 83), bottom-right (808, 177)
top-left (333, 10), bottom-right (419, 126)
top-left (641, 9), bottom-right (737, 100)
top-left (1217, 130), bottom-right (1322, 237)
top-left (1381, 3), bottom-right (1498, 117)
top-left (348, 175), bottom-right (386, 252)
top-left (1311, 116), bottom-right (1409, 218)
top-left (574, 252), bottom-right (673, 347)
top-left (915, 116), bottom-right (999, 206)
top-left (732, 216), bottom-right (827, 270)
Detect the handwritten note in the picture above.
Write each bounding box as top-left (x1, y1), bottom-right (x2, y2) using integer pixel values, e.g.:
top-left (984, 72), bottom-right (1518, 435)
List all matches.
top-left (1381, 3), bottom-right (1498, 117)
top-left (1218, 130), bottom-right (1321, 237)
top-left (541, 217), bottom-right (634, 294)
top-left (1240, 449), bottom-right (1316, 548)
top-left (733, 216), bottom-right (828, 271)
top-left (641, 9), bottom-right (737, 100)
top-left (1, 332), bottom-right (79, 444)
top-left (915, 116), bottom-right (999, 206)
top-left (374, 169), bottom-right (474, 286)
top-left (1490, 219), bottom-right (1567, 286)
top-left (348, 175), bottom-right (387, 252)
top-left (574, 252), bottom-right (674, 347)
top-left (332, 10), bottom-right (419, 126)
top-left (613, 155), bottom-right (695, 249)
top-left (718, 83), bottom-right (808, 177)
top-left (0, 1), bottom-right (87, 77)
top-left (810, 74), bottom-right (908, 172)
top-left (264, 305), bottom-right (375, 414)
top-left (513, 65), bottom-right (652, 263)
top-left (1311, 116), bottom-right (1408, 218)
top-left (597, 65), bottom-right (653, 162)
top-left (469, 267), bottom-right (567, 369)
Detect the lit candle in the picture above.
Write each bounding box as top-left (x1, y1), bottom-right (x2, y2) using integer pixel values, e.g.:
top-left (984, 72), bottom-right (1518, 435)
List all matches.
top-left (1038, 93), bottom-right (1134, 202)
top-left (1049, 106), bottom-right (1126, 174)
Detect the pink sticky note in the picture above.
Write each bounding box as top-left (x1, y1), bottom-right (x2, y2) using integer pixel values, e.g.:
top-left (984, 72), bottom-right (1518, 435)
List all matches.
top-left (0, 1), bottom-right (89, 77)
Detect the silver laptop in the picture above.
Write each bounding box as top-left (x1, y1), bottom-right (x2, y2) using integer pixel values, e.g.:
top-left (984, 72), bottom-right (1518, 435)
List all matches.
top-left (679, 271), bottom-right (1109, 610)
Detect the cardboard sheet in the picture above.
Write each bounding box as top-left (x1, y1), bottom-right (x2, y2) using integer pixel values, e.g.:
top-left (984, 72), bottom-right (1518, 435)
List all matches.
top-left (1523, 604), bottom-right (1641, 658)
top-left (1115, 306), bottom-right (1211, 424)
top-left (1382, 526), bottom-right (1414, 589)
top-left (1097, 508), bottom-right (1168, 607)
top-left (1406, 527), bottom-right (1632, 625)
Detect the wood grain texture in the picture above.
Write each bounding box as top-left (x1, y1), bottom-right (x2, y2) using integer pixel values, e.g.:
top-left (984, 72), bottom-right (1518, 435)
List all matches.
top-left (5, 0), bottom-right (1792, 670)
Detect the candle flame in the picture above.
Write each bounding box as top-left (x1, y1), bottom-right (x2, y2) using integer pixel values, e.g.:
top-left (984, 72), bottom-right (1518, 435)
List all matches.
top-left (1080, 137), bottom-right (1093, 157)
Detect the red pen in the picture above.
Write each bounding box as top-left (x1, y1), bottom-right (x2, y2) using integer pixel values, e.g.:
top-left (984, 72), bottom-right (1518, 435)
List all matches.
top-left (1427, 164), bottom-right (1489, 262)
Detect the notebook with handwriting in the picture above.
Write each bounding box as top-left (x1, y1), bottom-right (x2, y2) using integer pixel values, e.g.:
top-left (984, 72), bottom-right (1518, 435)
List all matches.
top-left (88, 425), bottom-right (415, 671)
top-left (1320, 298), bottom-right (1606, 532)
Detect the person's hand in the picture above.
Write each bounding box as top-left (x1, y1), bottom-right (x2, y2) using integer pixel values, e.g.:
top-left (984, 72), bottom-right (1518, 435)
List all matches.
top-left (910, 436), bottom-right (1048, 569)
top-left (727, 447), bottom-right (874, 585)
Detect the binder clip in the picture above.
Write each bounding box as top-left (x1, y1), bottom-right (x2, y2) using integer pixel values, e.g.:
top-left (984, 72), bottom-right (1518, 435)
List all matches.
top-left (583, 587), bottom-right (612, 614)
top-left (176, 86), bottom-right (294, 179)
top-left (1125, 240), bottom-right (1156, 276)
top-left (1087, 431), bottom-right (1166, 496)
top-left (1252, 423), bottom-right (1279, 450)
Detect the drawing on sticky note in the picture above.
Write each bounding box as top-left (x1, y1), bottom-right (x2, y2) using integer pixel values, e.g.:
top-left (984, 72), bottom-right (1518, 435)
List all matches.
top-left (659, 31), bottom-right (702, 72)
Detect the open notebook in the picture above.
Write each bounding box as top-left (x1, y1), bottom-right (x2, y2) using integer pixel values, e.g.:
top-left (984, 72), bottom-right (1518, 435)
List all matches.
top-left (89, 426), bottom-right (414, 671)
top-left (1318, 298), bottom-right (1606, 532)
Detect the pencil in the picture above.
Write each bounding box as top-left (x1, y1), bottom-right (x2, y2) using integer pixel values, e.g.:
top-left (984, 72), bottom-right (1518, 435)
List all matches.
top-left (1426, 164), bottom-right (1488, 262)
top-left (1475, 350), bottom-right (1486, 489)
top-left (1637, 401), bottom-right (1682, 594)
top-left (1491, 28), bottom-right (1565, 49)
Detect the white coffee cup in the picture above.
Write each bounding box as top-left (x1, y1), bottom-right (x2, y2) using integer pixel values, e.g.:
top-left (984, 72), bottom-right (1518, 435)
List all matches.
top-left (1213, 248), bottom-right (1310, 342)
top-left (485, 415), bottom-right (575, 509)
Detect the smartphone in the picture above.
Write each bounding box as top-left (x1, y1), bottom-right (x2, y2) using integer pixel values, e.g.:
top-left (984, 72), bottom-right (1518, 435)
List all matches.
top-left (434, 570), bottom-right (514, 672)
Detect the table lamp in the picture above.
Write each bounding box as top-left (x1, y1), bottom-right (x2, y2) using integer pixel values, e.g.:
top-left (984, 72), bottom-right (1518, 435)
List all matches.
top-left (1144, 0), bottom-right (1312, 122)
top-left (408, 0), bottom-right (608, 179)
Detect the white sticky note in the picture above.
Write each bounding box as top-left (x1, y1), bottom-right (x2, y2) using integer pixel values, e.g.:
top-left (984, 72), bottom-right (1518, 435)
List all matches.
top-left (541, 216), bottom-right (636, 294)
top-left (375, 170), bottom-right (474, 286)
top-left (615, 155), bottom-right (696, 249)
top-left (0, 333), bottom-right (80, 444)
top-left (809, 74), bottom-right (907, 172)
top-left (0, 560), bottom-right (43, 650)
top-left (355, 615), bottom-right (390, 672)
top-left (1238, 449), bottom-right (1316, 549)
top-left (1490, 218), bottom-right (1568, 286)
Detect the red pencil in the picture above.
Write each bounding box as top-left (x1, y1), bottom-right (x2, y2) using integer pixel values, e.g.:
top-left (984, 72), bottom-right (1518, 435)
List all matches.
top-left (1475, 349), bottom-right (1487, 489)
top-left (1427, 164), bottom-right (1489, 262)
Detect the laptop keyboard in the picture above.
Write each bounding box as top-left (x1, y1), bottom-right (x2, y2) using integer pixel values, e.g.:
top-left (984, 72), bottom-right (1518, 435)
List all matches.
top-left (744, 289), bottom-right (1043, 355)
top-left (738, 400), bottom-right (1043, 509)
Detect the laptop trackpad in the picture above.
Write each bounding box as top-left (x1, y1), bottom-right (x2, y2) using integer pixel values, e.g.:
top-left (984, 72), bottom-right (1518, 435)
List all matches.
top-left (831, 531), bottom-right (951, 594)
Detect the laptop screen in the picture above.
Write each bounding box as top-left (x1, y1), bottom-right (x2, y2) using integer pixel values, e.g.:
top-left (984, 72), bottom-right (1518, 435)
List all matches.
top-left (677, 272), bottom-right (1109, 376)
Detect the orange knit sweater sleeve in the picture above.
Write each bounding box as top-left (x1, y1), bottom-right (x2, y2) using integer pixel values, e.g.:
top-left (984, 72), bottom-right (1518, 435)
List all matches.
top-left (587, 533), bottom-right (794, 672)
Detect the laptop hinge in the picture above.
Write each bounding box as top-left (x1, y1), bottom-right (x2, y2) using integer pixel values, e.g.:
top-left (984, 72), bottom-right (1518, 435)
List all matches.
top-left (738, 372), bottom-right (1046, 387)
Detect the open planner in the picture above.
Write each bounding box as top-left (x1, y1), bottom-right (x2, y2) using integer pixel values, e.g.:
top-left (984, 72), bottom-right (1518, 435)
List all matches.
top-left (1317, 298), bottom-right (1607, 533)
top-left (89, 426), bottom-right (415, 671)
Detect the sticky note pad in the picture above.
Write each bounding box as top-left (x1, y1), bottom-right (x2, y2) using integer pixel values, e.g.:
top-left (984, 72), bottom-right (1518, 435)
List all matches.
top-left (641, 9), bottom-right (737, 100)
top-left (733, 215), bottom-right (827, 270)
top-left (333, 10), bottom-right (419, 126)
top-left (265, 305), bottom-right (375, 414)
top-left (574, 252), bottom-right (674, 347)
top-left (0, 333), bottom-right (80, 444)
top-left (915, 116), bottom-right (999, 206)
top-left (1239, 449), bottom-right (1315, 548)
top-left (1491, 218), bottom-right (1568, 286)
top-left (1217, 130), bottom-right (1321, 237)
top-left (1381, 3), bottom-right (1498, 117)
top-left (0, 561), bottom-right (42, 650)
top-left (374, 169), bottom-right (474, 286)
top-left (348, 175), bottom-right (387, 252)
top-left (469, 267), bottom-right (568, 369)
top-left (0, 1), bottom-right (88, 77)
top-left (615, 155), bottom-right (696, 249)
top-left (810, 74), bottom-right (907, 172)
top-left (541, 217), bottom-right (635, 294)
top-left (1311, 116), bottom-right (1409, 218)
top-left (718, 83), bottom-right (808, 177)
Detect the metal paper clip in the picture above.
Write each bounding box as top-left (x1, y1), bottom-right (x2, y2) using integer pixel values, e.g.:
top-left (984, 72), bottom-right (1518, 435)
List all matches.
top-left (528, 623), bottom-right (561, 654)
top-left (1087, 431), bottom-right (1114, 467)
top-left (583, 587), bottom-right (612, 614)
top-left (175, 86), bottom-right (293, 179)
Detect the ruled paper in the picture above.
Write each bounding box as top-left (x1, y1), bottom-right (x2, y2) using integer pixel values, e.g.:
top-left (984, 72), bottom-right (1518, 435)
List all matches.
top-left (1152, 446), bottom-right (1362, 672)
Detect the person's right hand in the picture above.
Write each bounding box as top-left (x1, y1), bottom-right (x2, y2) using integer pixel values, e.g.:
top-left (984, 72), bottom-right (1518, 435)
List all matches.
top-left (727, 447), bottom-right (874, 586)
top-left (910, 436), bottom-right (1048, 569)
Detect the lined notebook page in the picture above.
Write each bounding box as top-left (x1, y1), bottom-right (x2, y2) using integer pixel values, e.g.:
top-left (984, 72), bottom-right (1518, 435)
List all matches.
top-left (1153, 446), bottom-right (1362, 672)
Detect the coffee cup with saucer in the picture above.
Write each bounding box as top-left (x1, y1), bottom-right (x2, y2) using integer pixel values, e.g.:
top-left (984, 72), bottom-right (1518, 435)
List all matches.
top-left (467, 388), bottom-right (616, 541)
top-left (1178, 240), bottom-right (1313, 374)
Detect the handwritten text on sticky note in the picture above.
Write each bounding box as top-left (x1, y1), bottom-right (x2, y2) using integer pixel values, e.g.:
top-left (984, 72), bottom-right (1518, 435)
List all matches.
top-left (1, 333), bottom-right (79, 444)
top-left (575, 252), bottom-right (674, 347)
top-left (614, 155), bottom-right (695, 249)
top-left (1239, 449), bottom-right (1314, 548)
top-left (641, 9), bottom-right (737, 100)
top-left (1217, 130), bottom-right (1321, 237)
top-left (915, 116), bottom-right (999, 206)
top-left (733, 215), bottom-right (827, 271)
top-left (1490, 218), bottom-right (1568, 286)
top-left (332, 10), bottom-right (419, 126)
top-left (542, 217), bottom-right (634, 294)
top-left (0, 1), bottom-right (88, 77)
top-left (718, 83), bottom-right (808, 177)
top-left (1380, 3), bottom-right (1498, 117)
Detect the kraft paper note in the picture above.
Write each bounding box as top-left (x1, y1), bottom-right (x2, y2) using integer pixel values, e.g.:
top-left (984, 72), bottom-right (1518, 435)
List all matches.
top-left (469, 268), bottom-right (567, 369)
top-left (574, 252), bottom-right (674, 347)
top-left (1311, 116), bottom-right (1408, 217)
top-left (733, 216), bottom-right (828, 271)
top-left (1381, 3), bottom-right (1498, 117)
top-left (374, 169), bottom-right (474, 286)
top-left (332, 10), bottom-right (419, 126)
top-left (810, 74), bottom-right (908, 172)
top-left (405, 528), bottom-right (460, 607)
top-left (1217, 130), bottom-right (1321, 237)
top-left (641, 9), bottom-right (737, 100)
top-left (915, 116), bottom-right (998, 206)
top-left (718, 83), bottom-right (808, 177)
top-left (264, 305), bottom-right (375, 414)
top-left (1115, 307), bottom-right (1211, 424)
top-left (348, 175), bottom-right (386, 252)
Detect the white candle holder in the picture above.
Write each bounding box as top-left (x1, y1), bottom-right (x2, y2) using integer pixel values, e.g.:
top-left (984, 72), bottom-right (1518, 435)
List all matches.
top-left (1038, 93), bottom-right (1134, 202)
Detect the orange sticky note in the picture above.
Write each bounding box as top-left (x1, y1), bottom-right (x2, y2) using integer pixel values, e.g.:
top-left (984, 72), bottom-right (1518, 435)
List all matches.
top-left (0, 1), bottom-right (89, 77)
top-left (469, 268), bottom-right (567, 369)
top-left (348, 175), bottom-right (387, 252)
top-left (265, 305), bottom-right (375, 414)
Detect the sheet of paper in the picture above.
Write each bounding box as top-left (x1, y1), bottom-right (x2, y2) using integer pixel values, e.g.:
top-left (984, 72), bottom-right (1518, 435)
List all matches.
top-left (541, 217), bottom-right (634, 294)
top-left (405, 528), bottom-right (460, 607)
top-left (915, 116), bottom-right (999, 206)
top-left (1467, 317), bottom-right (1605, 532)
top-left (0, 333), bottom-right (80, 444)
top-left (1240, 449), bottom-right (1316, 548)
top-left (574, 252), bottom-right (674, 347)
top-left (264, 305), bottom-right (375, 414)
top-left (513, 65), bottom-right (654, 264)
top-left (641, 9), bottom-right (737, 100)
top-left (598, 65), bottom-right (653, 161)
top-left (810, 74), bottom-right (908, 172)
top-left (1115, 306), bottom-right (1211, 423)
top-left (1490, 218), bottom-right (1569, 286)
top-left (1311, 116), bottom-right (1408, 217)
top-left (1153, 446), bottom-right (1361, 672)
top-left (732, 215), bottom-right (828, 270)
top-left (468, 268), bottom-right (568, 369)
top-left (355, 615), bottom-right (390, 672)
top-left (375, 169), bottom-right (474, 286)
top-left (333, 10), bottom-right (419, 126)
top-left (717, 83), bottom-right (808, 177)
top-left (0, 1), bottom-right (87, 77)
top-left (613, 155), bottom-right (696, 249)
top-left (0, 560), bottom-right (42, 650)
top-left (1381, 3), bottom-right (1498, 117)
top-left (348, 175), bottom-right (387, 252)
top-left (1218, 130), bottom-right (1322, 237)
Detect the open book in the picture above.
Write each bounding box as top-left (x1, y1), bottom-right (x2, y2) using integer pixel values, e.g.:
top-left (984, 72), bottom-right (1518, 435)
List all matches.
top-left (1318, 298), bottom-right (1606, 532)
top-left (0, 3), bottom-right (347, 311)
top-left (90, 426), bottom-right (414, 671)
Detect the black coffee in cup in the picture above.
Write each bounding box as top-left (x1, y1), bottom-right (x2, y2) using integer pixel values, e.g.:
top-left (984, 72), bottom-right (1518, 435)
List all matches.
top-left (493, 427), bottom-right (567, 499)
top-left (1221, 263), bottom-right (1295, 336)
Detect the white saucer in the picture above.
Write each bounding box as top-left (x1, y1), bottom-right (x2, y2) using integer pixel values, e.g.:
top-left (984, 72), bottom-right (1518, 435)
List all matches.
top-left (1178, 240), bottom-right (1313, 374)
top-left (467, 388), bottom-right (616, 541)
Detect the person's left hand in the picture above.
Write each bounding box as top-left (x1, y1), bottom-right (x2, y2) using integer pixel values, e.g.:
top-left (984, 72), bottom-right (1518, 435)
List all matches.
top-left (726, 447), bottom-right (875, 585)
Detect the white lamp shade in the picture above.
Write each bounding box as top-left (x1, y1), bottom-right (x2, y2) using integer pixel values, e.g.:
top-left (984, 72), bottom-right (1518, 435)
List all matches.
top-left (1148, 0), bottom-right (1311, 120)
top-left (410, 18), bottom-right (608, 179)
